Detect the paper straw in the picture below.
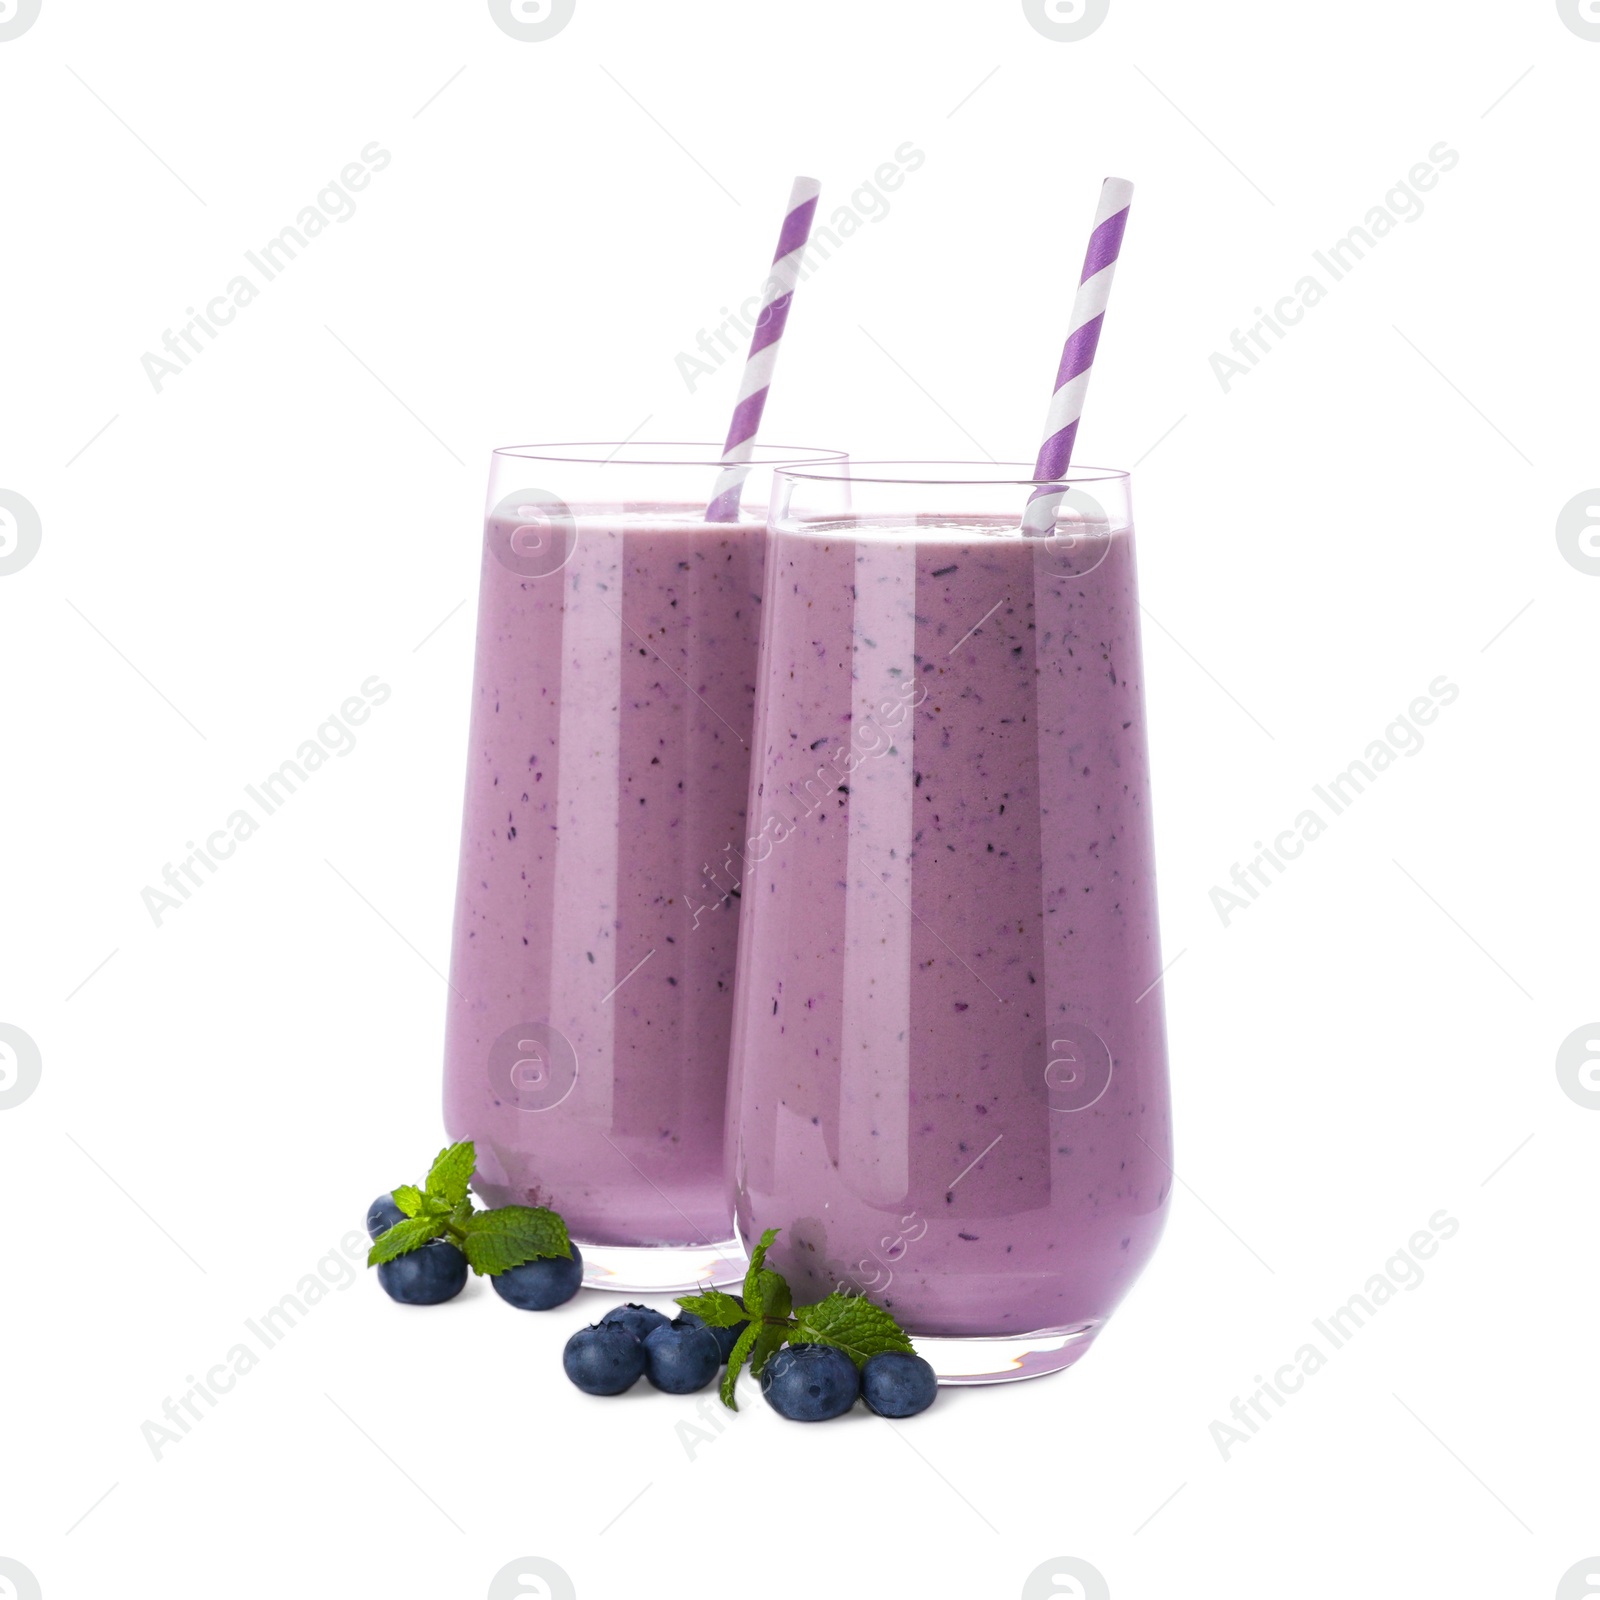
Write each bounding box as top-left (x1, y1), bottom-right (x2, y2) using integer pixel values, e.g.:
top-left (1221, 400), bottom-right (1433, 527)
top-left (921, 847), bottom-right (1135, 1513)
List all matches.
top-left (705, 176), bottom-right (821, 522)
top-left (1022, 177), bottom-right (1134, 535)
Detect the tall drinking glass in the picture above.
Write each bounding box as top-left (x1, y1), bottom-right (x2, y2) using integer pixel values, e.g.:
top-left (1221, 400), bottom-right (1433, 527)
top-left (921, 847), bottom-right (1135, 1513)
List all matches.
top-left (726, 461), bottom-right (1171, 1379)
top-left (444, 442), bottom-right (843, 1292)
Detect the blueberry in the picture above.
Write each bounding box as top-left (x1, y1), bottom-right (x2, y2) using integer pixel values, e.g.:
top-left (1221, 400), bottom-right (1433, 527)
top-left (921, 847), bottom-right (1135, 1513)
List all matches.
top-left (759, 1344), bottom-right (860, 1421)
top-left (376, 1239), bottom-right (468, 1305)
top-left (860, 1351), bottom-right (938, 1418)
top-left (366, 1193), bottom-right (406, 1240)
top-left (642, 1317), bottom-right (723, 1394)
top-left (599, 1303), bottom-right (671, 1344)
top-left (563, 1323), bottom-right (648, 1395)
top-left (490, 1245), bottom-right (585, 1311)
top-left (676, 1309), bottom-right (749, 1363)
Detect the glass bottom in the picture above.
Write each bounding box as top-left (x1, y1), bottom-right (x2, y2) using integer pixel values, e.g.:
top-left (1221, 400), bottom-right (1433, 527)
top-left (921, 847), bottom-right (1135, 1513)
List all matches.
top-left (575, 1237), bottom-right (746, 1294)
top-left (916, 1321), bottom-right (1103, 1385)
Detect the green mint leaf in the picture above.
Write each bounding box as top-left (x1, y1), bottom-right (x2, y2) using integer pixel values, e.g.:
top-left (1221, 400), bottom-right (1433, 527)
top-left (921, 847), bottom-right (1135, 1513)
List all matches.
top-left (675, 1289), bottom-right (748, 1328)
top-left (720, 1322), bottom-right (760, 1410)
top-left (743, 1227), bottom-right (780, 1303)
top-left (392, 1184), bottom-right (425, 1218)
top-left (749, 1269), bottom-right (790, 1323)
top-left (747, 1322), bottom-right (789, 1378)
top-left (448, 1198), bottom-right (476, 1231)
top-left (456, 1204), bottom-right (571, 1276)
top-left (425, 1141), bottom-right (476, 1208)
top-left (791, 1290), bottom-right (916, 1367)
top-left (742, 1228), bottom-right (786, 1320)
top-left (366, 1214), bottom-right (447, 1267)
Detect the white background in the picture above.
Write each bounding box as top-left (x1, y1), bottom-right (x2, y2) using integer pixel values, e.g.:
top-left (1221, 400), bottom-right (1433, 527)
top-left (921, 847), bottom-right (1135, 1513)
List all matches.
top-left (2, 2), bottom-right (1596, 1597)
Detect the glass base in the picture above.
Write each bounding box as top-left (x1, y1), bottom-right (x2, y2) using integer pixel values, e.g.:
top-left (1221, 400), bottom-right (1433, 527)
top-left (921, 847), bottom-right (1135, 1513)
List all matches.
top-left (575, 1237), bottom-right (746, 1294)
top-left (915, 1322), bottom-right (1103, 1385)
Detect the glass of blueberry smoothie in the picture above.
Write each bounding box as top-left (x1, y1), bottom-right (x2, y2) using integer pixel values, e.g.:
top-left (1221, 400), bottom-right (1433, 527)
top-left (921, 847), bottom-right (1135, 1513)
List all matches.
top-left (444, 442), bottom-right (843, 1292)
top-left (725, 460), bottom-right (1172, 1380)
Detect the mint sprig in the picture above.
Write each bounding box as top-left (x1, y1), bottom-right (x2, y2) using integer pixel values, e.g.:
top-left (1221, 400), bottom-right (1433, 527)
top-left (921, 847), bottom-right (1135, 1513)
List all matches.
top-left (368, 1214), bottom-right (448, 1264)
top-left (455, 1204), bottom-right (571, 1276)
top-left (720, 1323), bottom-right (760, 1409)
top-left (426, 1142), bottom-right (475, 1209)
top-left (685, 1227), bottom-right (916, 1410)
top-left (791, 1292), bottom-right (916, 1365)
top-left (677, 1289), bottom-right (749, 1327)
top-left (366, 1140), bottom-right (572, 1275)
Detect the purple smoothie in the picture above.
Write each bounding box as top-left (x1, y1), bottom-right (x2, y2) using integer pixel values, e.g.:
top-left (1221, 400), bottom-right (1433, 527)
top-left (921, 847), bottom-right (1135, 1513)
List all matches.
top-left (443, 504), bottom-right (760, 1248)
top-left (726, 518), bottom-right (1171, 1339)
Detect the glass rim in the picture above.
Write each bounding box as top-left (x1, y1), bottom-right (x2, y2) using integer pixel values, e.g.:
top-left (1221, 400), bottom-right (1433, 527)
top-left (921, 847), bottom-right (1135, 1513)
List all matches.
top-left (774, 460), bottom-right (1130, 487)
top-left (490, 441), bottom-right (846, 468)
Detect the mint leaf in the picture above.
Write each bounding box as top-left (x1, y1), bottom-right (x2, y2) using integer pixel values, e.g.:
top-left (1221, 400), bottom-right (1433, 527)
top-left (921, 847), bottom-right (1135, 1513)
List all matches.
top-left (744, 1227), bottom-right (780, 1301)
top-left (749, 1269), bottom-right (790, 1323)
top-left (743, 1228), bottom-right (783, 1319)
top-left (392, 1184), bottom-right (425, 1218)
top-left (367, 1214), bottom-right (447, 1267)
top-left (708, 1225), bottom-right (917, 1407)
top-left (675, 1289), bottom-right (748, 1328)
top-left (720, 1322), bottom-right (760, 1410)
top-left (425, 1141), bottom-right (476, 1208)
top-left (456, 1204), bottom-right (571, 1276)
top-left (747, 1322), bottom-right (788, 1378)
top-left (792, 1291), bottom-right (915, 1367)
top-left (718, 1230), bottom-right (798, 1407)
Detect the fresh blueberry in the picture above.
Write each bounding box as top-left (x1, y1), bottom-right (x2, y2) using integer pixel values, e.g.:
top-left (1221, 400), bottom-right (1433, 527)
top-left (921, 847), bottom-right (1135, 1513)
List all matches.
top-left (759, 1344), bottom-right (860, 1422)
top-left (642, 1317), bottom-right (722, 1394)
top-left (490, 1245), bottom-right (585, 1311)
top-left (366, 1192), bottom-right (406, 1240)
top-left (676, 1309), bottom-right (749, 1363)
top-left (376, 1239), bottom-right (468, 1305)
top-left (599, 1303), bottom-right (671, 1344)
top-left (563, 1323), bottom-right (648, 1395)
top-left (860, 1351), bottom-right (938, 1418)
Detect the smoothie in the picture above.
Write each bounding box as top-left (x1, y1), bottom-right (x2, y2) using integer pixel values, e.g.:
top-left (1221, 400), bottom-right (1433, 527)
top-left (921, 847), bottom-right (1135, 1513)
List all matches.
top-left (443, 505), bottom-right (761, 1250)
top-left (726, 517), bottom-right (1172, 1340)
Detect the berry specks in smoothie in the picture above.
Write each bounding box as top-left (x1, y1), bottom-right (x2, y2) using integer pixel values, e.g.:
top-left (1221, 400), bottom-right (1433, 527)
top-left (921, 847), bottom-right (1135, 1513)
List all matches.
top-left (727, 522), bottom-right (1168, 1332)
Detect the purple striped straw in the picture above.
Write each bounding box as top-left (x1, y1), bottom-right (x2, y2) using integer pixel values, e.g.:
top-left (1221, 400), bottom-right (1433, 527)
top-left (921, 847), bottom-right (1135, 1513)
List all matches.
top-left (704, 175), bottom-right (821, 522)
top-left (1022, 177), bottom-right (1134, 535)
